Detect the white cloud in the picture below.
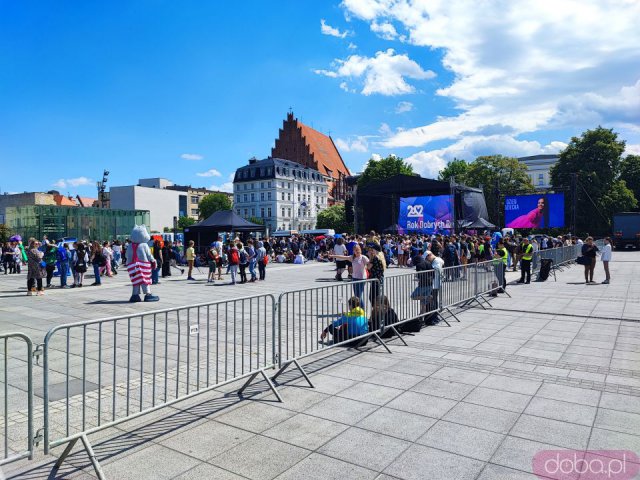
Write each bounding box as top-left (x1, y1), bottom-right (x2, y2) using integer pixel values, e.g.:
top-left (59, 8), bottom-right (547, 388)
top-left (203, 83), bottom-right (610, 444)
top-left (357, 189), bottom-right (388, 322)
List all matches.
top-left (337, 0), bottom-right (640, 151)
top-left (335, 136), bottom-right (370, 152)
top-left (321, 19), bottom-right (349, 38)
top-left (370, 21), bottom-right (398, 40)
top-left (196, 168), bottom-right (222, 178)
top-left (625, 144), bottom-right (640, 156)
top-left (315, 48), bottom-right (436, 96)
top-left (405, 135), bottom-right (567, 178)
top-left (181, 153), bottom-right (204, 161)
top-left (208, 182), bottom-right (233, 193)
top-left (379, 123), bottom-right (392, 136)
top-left (53, 177), bottom-right (94, 189)
top-left (348, 42), bottom-right (358, 50)
top-left (395, 101), bottom-right (413, 113)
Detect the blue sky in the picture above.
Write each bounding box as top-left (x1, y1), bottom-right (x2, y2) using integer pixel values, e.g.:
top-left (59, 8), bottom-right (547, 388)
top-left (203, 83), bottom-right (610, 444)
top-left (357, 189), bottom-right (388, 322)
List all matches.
top-left (1, 0), bottom-right (639, 196)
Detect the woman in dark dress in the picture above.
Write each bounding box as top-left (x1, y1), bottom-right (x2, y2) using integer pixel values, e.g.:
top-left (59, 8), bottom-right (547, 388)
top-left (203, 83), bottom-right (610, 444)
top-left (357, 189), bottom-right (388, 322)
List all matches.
top-left (161, 243), bottom-right (172, 277)
top-left (581, 236), bottom-right (599, 284)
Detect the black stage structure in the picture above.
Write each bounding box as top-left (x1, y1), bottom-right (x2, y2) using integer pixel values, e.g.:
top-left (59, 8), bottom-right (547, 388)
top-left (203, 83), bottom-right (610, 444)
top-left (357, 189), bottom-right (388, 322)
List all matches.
top-left (184, 210), bottom-right (266, 250)
top-left (353, 174), bottom-right (493, 234)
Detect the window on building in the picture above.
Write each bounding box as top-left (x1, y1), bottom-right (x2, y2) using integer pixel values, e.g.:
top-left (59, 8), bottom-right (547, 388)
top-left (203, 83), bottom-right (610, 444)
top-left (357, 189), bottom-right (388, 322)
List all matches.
top-left (261, 192), bottom-right (265, 201)
top-left (267, 181), bottom-right (272, 188)
top-left (251, 193), bottom-right (255, 201)
top-left (538, 173), bottom-right (544, 185)
top-left (267, 168), bottom-right (272, 176)
top-left (190, 196), bottom-right (199, 204)
top-left (236, 195), bottom-right (240, 203)
top-left (191, 208), bottom-right (198, 215)
top-left (288, 208), bottom-right (291, 217)
top-left (250, 169), bottom-right (256, 178)
top-left (267, 192), bottom-right (271, 200)
top-left (287, 182), bottom-right (291, 189)
top-left (281, 182), bottom-right (284, 188)
top-left (251, 208), bottom-right (255, 217)
top-left (261, 208), bottom-right (265, 218)
top-left (268, 207), bottom-right (272, 217)
top-left (298, 194), bottom-right (301, 202)
top-left (243, 194), bottom-right (247, 202)
top-left (261, 182), bottom-right (265, 188)
top-left (244, 208), bottom-right (248, 217)
top-left (237, 209), bottom-right (241, 215)
top-left (281, 192), bottom-right (285, 200)
top-left (288, 193), bottom-right (291, 201)
top-left (281, 208), bottom-right (285, 217)
top-left (260, 169), bottom-right (264, 177)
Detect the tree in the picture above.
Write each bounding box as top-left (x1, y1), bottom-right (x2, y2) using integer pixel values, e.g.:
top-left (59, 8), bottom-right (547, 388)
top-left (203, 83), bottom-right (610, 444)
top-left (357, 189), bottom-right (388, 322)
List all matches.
top-left (438, 158), bottom-right (469, 183)
top-left (317, 205), bottom-right (350, 233)
top-left (177, 216), bottom-right (196, 230)
top-left (0, 224), bottom-right (10, 243)
top-left (198, 193), bottom-right (232, 220)
top-left (248, 217), bottom-right (265, 225)
top-left (358, 155), bottom-right (414, 187)
top-left (620, 154), bottom-right (640, 203)
top-left (462, 155), bottom-right (534, 224)
top-left (550, 126), bottom-right (635, 234)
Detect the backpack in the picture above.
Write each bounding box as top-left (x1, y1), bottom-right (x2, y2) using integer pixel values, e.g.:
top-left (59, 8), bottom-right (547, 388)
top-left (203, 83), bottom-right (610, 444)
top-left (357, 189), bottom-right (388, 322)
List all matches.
top-left (239, 250), bottom-right (247, 264)
top-left (94, 252), bottom-right (106, 267)
top-left (229, 249), bottom-right (240, 265)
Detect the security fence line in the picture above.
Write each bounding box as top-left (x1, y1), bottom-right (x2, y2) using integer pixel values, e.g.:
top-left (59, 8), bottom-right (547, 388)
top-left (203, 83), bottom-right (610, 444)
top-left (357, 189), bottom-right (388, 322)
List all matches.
top-left (0, 332), bottom-right (34, 466)
top-left (0, 244), bottom-right (584, 479)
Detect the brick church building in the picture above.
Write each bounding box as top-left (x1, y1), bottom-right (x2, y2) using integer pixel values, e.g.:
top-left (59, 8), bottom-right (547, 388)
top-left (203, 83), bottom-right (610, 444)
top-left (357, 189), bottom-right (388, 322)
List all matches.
top-left (272, 112), bottom-right (351, 204)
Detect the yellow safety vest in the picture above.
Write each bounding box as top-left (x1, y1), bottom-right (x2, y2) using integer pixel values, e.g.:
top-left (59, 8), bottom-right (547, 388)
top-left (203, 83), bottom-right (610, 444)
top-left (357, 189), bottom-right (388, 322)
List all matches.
top-left (522, 244), bottom-right (533, 261)
top-left (497, 248), bottom-right (508, 265)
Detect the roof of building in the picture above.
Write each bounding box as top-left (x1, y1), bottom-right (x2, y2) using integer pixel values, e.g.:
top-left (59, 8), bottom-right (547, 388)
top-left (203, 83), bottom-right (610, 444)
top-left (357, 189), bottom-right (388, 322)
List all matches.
top-left (234, 157), bottom-right (330, 182)
top-left (518, 154), bottom-right (559, 162)
top-left (297, 122), bottom-right (350, 178)
top-left (76, 196), bottom-right (97, 207)
top-left (53, 194), bottom-right (77, 207)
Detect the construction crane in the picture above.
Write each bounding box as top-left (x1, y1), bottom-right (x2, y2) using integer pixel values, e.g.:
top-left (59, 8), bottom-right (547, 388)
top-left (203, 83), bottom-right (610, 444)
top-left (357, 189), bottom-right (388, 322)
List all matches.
top-left (96, 170), bottom-right (109, 208)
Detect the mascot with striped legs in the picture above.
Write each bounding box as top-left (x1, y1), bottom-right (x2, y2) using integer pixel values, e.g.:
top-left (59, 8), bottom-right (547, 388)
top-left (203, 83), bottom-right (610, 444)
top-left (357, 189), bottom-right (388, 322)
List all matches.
top-left (126, 225), bottom-right (159, 303)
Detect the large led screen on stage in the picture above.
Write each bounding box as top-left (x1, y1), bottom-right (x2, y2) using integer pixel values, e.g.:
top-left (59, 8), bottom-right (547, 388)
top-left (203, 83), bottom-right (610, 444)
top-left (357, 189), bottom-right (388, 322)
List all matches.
top-left (398, 195), bottom-right (453, 234)
top-left (504, 193), bottom-right (565, 228)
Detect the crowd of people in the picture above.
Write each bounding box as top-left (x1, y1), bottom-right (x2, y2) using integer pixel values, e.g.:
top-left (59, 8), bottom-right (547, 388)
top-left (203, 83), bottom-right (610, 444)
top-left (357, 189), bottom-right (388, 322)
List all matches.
top-left (1, 229), bottom-right (612, 301)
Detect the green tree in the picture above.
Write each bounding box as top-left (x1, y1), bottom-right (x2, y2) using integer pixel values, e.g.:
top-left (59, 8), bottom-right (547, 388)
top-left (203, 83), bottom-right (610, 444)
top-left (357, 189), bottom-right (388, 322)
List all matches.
top-left (462, 155), bottom-right (534, 224)
top-left (620, 154), bottom-right (640, 203)
top-left (248, 217), bottom-right (265, 225)
top-left (438, 158), bottom-right (469, 183)
top-left (317, 205), bottom-right (350, 233)
top-left (177, 216), bottom-right (196, 230)
top-left (198, 193), bottom-right (232, 220)
top-left (358, 155), bottom-right (414, 187)
top-left (0, 224), bottom-right (10, 243)
top-left (550, 126), bottom-right (634, 234)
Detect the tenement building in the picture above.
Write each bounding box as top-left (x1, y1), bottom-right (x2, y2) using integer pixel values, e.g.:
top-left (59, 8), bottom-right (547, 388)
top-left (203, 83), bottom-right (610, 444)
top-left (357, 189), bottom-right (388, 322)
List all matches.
top-left (233, 157), bottom-right (329, 232)
top-left (271, 112), bottom-right (351, 204)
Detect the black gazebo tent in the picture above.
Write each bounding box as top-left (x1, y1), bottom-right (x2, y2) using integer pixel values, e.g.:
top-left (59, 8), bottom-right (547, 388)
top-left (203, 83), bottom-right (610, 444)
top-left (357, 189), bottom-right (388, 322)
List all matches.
top-left (184, 210), bottom-right (266, 250)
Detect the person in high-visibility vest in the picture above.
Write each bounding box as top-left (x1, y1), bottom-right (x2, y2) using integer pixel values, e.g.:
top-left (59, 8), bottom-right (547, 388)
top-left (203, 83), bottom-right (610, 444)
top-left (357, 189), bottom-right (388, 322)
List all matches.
top-left (517, 238), bottom-right (533, 284)
top-left (494, 241), bottom-right (508, 291)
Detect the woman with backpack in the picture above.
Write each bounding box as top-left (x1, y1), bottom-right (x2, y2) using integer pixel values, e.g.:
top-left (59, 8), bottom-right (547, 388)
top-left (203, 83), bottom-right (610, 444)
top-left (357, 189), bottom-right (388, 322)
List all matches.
top-left (228, 242), bottom-right (240, 285)
top-left (26, 238), bottom-right (45, 296)
top-left (246, 240), bottom-right (257, 282)
top-left (90, 241), bottom-right (104, 286)
top-left (237, 242), bottom-right (248, 284)
top-left (73, 243), bottom-right (88, 287)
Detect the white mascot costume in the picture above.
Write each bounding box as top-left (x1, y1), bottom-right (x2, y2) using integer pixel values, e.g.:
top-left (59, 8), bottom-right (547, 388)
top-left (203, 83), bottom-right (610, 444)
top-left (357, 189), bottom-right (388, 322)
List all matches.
top-left (126, 225), bottom-right (159, 302)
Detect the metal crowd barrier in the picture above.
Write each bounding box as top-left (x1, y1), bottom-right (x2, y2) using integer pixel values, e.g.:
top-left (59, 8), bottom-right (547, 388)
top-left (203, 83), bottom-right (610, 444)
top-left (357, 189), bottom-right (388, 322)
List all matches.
top-left (0, 332), bottom-right (34, 466)
top-left (41, 294), bottom-right (277, 479)
top-left (272, 279), bottom-right (389, 384)
top-left (531, 244), bottom-right (581, 277)
top-left (4, 246), bottom-right (591, 478)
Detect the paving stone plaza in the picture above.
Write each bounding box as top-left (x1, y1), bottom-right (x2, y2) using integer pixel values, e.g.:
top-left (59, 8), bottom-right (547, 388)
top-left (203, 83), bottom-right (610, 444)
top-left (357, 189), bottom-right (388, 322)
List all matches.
top-left (1, 252), bottom-right (639, 480)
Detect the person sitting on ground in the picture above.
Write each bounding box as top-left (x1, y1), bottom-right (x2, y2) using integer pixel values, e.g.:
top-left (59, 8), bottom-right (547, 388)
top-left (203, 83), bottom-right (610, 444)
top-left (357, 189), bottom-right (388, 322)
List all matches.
top-left (294, 251), bottom-right (305, 264)
top-left (370, 295), bottom-right (399, 338)
top-left (320, 296), bottom-right (368, 344)
top-left (276, 251), bottom-right (286, 263)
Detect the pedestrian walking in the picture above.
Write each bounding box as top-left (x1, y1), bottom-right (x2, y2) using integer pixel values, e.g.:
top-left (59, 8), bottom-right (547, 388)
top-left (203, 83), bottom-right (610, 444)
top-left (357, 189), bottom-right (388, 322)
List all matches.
top-left (601, 237), bottom-right (612, 284)
top-left (26, 239), bottom-right (45, 296)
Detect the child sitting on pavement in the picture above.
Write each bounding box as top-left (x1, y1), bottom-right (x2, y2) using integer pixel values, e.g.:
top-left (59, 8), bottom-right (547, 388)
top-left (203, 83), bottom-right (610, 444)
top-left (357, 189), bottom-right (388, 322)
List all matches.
top-left (320, 296), bottom-right (368, 344)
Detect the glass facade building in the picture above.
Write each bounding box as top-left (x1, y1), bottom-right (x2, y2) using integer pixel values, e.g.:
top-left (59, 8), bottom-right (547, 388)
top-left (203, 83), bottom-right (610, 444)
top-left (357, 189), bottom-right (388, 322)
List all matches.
top-left (4, 206), bottom-right (150, 241)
